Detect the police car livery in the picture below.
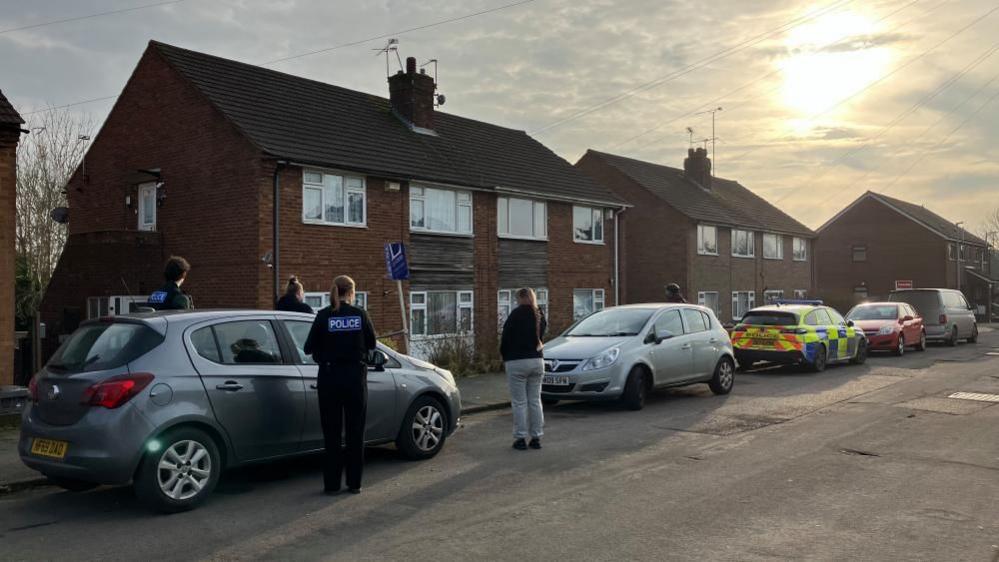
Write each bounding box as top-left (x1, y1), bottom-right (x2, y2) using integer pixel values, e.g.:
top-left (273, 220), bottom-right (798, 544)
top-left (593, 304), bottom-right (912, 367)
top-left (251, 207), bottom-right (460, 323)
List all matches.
top-left (731, 300), bottom-right (868, 372)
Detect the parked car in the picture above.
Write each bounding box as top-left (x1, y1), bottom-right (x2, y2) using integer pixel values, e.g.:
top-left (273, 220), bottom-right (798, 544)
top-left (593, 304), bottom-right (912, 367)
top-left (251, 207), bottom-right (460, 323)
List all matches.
top-left (731, 302), bottom-right (867, 372)
top-left (888, 288), bottom-right (978, 346)
top-left (541, 304), bottom-right (735, 411)
top-left (19, 310), bottom-right (461, 512)
top-left (846, 302), bottom-right (926, 355)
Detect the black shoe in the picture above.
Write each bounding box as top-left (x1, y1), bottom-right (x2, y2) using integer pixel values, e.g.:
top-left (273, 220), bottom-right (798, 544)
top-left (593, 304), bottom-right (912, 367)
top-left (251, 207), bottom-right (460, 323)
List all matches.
top-left (529, 438), bottom-right (542, 450)
top-left (513, 438), bottom-right (528, 450)
top-left (347, 487), bottom-right (362, 494)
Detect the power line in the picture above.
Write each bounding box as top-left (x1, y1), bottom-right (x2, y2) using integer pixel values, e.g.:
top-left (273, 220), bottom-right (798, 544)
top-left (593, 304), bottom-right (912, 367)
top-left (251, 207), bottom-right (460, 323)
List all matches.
top-left (0, 0), bottom-right (186, 35)
top-left (527, 0), bottom-right (857, 135)
top-left (22, 96), bottom-right (120, 117)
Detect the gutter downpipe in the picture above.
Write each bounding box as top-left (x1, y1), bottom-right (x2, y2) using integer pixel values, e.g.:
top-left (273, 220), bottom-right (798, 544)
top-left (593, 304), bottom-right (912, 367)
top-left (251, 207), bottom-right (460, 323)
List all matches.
top-left (615, 208), bottom-right (622, 306)
top-left (273, 161), bottom-right (287, 304)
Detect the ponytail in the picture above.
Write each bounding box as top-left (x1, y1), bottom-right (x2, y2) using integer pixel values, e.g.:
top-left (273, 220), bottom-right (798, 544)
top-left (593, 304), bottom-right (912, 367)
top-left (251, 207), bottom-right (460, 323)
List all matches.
top-left (285, 275), bottom-right (304, 297)
top-left (330, 275), bottom-right (356, 309)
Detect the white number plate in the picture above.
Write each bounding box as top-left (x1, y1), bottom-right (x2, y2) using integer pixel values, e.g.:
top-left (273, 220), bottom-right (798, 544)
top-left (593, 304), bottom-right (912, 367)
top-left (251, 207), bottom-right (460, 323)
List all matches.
top-left (543, 375), bottom-right (569, 385)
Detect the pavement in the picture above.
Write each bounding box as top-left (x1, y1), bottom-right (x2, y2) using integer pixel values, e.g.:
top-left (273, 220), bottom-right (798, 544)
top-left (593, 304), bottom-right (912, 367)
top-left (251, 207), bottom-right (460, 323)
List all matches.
top-left (1, 328), bottom-right (998, 559)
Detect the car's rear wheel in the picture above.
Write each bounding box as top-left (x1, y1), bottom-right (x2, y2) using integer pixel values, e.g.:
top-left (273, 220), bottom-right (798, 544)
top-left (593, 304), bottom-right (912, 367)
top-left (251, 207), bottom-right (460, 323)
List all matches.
top-left (894, 334), bottom-right (905, 356)
top-left (621, 367), bottom-right (648, 411)
top-left (968, 324), bottom-right (978, 344)
top-left (708, 357), bottom-right (735, 395)
top-left (947, 326), bottom-right (958, 347)
top-left (396, 395), bottom-right (448, 460)
top-left (916, 331), bottom-right (927, 351)
top-left (47, 475), bottom-right (99, 492)
top-left (810, 344), bottom-right (827, 372)
top-left (134, 427), bottom-right (221, 514)
top-left (851, 339), bottom-right (868, 365)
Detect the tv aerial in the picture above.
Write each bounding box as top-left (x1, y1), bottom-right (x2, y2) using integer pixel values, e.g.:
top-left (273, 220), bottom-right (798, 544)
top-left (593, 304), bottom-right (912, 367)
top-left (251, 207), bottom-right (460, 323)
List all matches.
top-left (373, 38), bottom-right (403, 77)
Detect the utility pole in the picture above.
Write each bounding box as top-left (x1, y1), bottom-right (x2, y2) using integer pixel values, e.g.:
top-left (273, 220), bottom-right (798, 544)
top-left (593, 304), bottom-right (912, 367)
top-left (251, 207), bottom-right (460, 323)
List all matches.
top-left (696, 107), bottom-right (722, 176)
top-left (955, 222), bottom-right (965, 292)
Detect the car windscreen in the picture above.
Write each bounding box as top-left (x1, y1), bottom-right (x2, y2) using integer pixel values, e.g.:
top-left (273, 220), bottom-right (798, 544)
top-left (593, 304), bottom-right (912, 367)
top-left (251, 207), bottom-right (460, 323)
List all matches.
top-left (847, 305), bottom-right (899, 321)
top-left (889, 291), bottom-right (939, 315)
top-left (47, 322), bottom-right (164, 374)
top-left (739, 311), bottom-right (798, 326)
top-left (566, 308), bottom-right (655, 337)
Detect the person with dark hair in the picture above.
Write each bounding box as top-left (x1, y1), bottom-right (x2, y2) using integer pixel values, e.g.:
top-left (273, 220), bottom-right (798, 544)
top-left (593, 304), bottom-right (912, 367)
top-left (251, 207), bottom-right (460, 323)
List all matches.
top-left (304, 275), bottom-right (376, 495)
top-left (666, 283), bottom-right (687, 303)
top-left (276, 275), bottom-right (314, 313)
top-left (500, 287), bottom-right (547, 450)
top-left (147, 256), bottom-right (193, 310)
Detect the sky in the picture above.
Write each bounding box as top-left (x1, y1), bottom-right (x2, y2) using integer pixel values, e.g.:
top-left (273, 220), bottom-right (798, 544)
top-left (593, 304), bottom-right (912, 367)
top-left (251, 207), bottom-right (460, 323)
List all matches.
top-left (3, 0), bottom-right (998, 234)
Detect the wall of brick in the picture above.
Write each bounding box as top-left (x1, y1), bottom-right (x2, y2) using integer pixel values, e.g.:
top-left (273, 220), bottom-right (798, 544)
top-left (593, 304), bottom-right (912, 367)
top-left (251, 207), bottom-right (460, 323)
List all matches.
top-left (0, 129), bottom-right (19, 385)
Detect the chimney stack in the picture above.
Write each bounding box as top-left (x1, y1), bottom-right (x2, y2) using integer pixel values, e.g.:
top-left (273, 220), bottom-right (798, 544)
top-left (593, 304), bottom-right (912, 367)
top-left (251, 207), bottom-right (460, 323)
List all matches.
top-left (683, 147), bottom-right (712, 189)
top-left (389, 56), bottom-right (437, 130)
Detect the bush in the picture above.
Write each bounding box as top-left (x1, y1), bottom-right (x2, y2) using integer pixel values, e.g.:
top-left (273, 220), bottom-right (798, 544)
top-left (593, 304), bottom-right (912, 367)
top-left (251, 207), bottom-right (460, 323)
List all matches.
top-left (424, 336), bottom-right (502, 377)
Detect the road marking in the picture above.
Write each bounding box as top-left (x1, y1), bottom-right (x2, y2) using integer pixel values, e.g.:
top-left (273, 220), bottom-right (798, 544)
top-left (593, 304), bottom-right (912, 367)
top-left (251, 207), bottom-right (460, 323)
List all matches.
top-left (948, 392), bottom-right (999, 403)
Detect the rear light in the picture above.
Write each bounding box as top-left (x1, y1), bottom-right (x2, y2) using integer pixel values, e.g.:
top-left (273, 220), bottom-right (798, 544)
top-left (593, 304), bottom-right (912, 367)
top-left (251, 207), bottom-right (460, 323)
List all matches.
top-left (28, 375), bottom-right (39, 402)
top-left (81, 373), bottom-right (154, 409)
top-left (939, 314), bottom-right (947, 325)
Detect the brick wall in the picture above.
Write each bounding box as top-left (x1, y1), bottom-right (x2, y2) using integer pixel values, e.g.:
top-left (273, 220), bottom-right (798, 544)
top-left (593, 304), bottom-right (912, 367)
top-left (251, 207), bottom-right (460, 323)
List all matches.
top-left (816, 196), bottom-right (949, 311)
top-left (473, 190), bottom-right (499, 349)
top-left (0, 129), bottom-right (19, 385)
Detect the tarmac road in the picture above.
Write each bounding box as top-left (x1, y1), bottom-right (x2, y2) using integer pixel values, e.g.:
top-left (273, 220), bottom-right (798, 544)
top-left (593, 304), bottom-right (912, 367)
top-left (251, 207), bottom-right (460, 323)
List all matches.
top-left (2, 333), bottom-right (998, 561)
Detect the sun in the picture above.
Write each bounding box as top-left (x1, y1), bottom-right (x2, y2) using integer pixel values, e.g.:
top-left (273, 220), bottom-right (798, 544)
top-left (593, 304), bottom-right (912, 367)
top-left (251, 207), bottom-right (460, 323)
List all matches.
top-left (779, 10), bottom-right (894, 119)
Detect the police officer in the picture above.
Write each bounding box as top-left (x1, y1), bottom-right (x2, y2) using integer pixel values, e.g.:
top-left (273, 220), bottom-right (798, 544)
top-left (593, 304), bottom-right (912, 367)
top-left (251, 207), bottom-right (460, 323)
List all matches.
top-left (666, 283), bottom-right (687, 303)
top-left (303, 275), bottom-right (376, 494)
top-left (148, 256), bottom-right (194, 310)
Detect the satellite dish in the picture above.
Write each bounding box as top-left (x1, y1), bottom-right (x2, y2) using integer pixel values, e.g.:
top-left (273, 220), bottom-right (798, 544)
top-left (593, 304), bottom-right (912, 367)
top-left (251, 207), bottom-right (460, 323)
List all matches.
top-left (50, 207), bottom-right (69, 224)
top-left (436, 93), bottom-right (446, 106)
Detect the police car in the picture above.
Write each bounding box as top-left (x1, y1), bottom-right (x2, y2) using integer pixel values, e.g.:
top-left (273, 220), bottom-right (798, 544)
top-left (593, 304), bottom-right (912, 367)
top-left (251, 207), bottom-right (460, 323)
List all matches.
top-left (730, 300), bottom-right (868, 372)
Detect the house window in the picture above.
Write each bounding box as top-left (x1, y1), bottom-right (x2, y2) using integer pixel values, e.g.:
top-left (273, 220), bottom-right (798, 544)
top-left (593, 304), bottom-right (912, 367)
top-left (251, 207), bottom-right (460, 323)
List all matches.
top-left (410, 291), bottom-right (474, 336)
top-left (573, 206), bottom-right (605, 244)
top-left (948, 243), bottom-right (956, 260)
top-left (498, 288), bottom-right (548, 327)
top-left (573, 288), bottom-right (605, 320)
top-left (763, 233), bottom-right (783, 260)
top-left (410, 185), bottom-right (473, 235)
top-left (697, 225), bottom-right (718, 255)
top-left (697, 291), bottom-right (720, 315)
top-left (764, 289), bottom-right (784, 304)
top-left (793, 237), bottom-right (807, 261)
top-left (854, 285), bottom-right (868, 300)
top-left (731, 229), bottom-right (755, 257)
top-left (87, 295), bottom-right (149, 319)
top-left (852, 245), bottom-right (867, 262)
top-left (303, 291), bottom-right (368, 311)
top-left (958, 244), bottom-right (968, 261)
top-left (732, 291), bottom-right (756, 321)
top-left (498, 197), bottom-right (547, 240)
top-left (138, 183), bottom-right (157, 231)
top-left (302, 169), bottom-right (366, 227)
top-left (794, 289), bottom-right (808, 299)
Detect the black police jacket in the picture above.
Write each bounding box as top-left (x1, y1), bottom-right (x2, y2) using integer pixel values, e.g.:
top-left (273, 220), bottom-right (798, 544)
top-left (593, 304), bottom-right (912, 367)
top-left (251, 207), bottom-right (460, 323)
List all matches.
top-left (276, 294), bottom-right (314, 313)
top-left (147, 282), bottom-right (193, 311)
top-left (303, 303), bottom-right (376, 365)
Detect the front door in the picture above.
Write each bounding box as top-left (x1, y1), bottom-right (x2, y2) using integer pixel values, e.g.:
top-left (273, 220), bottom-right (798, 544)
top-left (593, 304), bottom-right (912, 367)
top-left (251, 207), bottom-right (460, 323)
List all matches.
top-left (649, 309), bottom-right (693, 384)
top-left (188, 319), bottom-right (306, 461)
top-left (281, 320), bottom-right (399, 451)
top-left (137, 182), bottom-right (157, 231)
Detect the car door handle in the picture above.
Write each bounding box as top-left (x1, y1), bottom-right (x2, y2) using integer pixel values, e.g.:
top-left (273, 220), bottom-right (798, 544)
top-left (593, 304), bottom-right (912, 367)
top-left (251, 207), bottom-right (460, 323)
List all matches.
top-left (709, 338), bottom-right (718, 343)
top-left (215, 381), bottom-right (244, 392)
top-left (310, 383), bottom-right (318, 390)
top-left (681, 344), bottom-right (692, 350)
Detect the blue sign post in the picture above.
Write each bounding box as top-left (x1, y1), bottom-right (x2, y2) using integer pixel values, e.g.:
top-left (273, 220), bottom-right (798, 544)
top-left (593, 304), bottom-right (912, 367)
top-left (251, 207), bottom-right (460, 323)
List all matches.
top-left (384, 242), bottom-right (411, 352)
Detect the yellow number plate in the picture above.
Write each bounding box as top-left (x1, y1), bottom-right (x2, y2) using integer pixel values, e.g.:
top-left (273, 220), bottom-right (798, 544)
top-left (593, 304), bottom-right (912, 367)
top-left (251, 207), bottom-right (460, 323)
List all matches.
top-left (31, 438), bottom-right (68, 459)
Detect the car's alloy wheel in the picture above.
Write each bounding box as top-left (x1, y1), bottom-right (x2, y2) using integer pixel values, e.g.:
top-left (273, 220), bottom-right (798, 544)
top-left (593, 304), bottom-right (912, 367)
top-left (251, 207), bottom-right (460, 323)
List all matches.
top-left (947, 326), bottom-right (958, 347)
top-left (134, 427), bottom-right (221, 513)
top-left (397, 396), bottom-right (448, 460)
top-left (917, 331), bottom-right (927, 351)
top-left (810, 345), bottom-right (827, 372)
top-left (852, 340), bottom-right (868, 365)
top-left (708, 357), bottom-right (735, 395)
top-left (968, 324), bottom-right (978, 344)
top-left (895, 335), bottom-right (905, 357)
top-left (621, 367), bottom-right (647, 411)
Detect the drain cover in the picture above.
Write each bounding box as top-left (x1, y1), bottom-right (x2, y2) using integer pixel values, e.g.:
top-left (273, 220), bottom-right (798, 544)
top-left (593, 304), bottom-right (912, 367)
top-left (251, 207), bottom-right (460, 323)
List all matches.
top-left (948, 392), bottom-right (999, 403)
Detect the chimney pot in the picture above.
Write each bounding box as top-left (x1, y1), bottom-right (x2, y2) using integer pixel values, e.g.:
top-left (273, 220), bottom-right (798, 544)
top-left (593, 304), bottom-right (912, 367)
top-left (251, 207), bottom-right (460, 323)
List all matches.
top-left (683, 147), bottom-right (712, 189)
top-left (389, 55), bottom-right (437, 130)
top-left (406, 57), bottom-right (417, 74)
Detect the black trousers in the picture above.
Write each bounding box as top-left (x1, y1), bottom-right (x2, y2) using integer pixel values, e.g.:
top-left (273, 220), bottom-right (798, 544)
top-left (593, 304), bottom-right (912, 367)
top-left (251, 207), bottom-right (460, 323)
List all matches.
top-left (317, 363), bottom-right (367, 491)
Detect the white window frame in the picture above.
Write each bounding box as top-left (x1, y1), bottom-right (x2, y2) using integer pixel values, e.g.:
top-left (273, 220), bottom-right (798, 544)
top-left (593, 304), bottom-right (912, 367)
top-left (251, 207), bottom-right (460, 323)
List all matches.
top-left (410, 184), bottom-right (473, 236)
top-left (303, 291), bottom-right (368, 310)
top-left (697, 224), bottom-right (718, 256)
top-left (697, 291), bottom-right (720, 315)
top-left (763, 233), bottom-right (783, 260)
top-left (792, 237), bottom-right (808, 262)
top-left (87, 295), bottom-right (149, 319)
top-left (794, 289), bottom-right (808, 299)
top-left (764, 289), bottom-right (784, 304)
top-left (497, 196), bottom-right (547, 240)
top-left (573, 206), bottom-right (605, 244)
top-left (138, 182), bottom-right (157, 231)
top-left (732, 291), bottom-right (756, 321)
top-left (498, 288), bottom-right (549, 327)
top-left (302, 168), bottom-right (367, 228)
top-left (409, 290), bottom-right (475, 337)
top-left (731, 229), bottom-right (755, 258)
top-left (573, 288), bottom-right (605, 320)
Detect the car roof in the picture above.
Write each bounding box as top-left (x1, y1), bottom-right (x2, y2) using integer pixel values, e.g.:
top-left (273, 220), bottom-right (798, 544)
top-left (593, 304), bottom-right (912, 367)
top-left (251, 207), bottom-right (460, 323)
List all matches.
top-left (851, 302), bottom-right (899, 307)
top-left (748, 304), bottom-right (813, 313)
top-left (116, 309), bottom-right (314, 326)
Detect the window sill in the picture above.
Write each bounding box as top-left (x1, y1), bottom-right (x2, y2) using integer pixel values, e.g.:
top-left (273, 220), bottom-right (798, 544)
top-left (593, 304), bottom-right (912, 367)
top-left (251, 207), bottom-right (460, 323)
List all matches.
top-left (793, 258), bottom-right (808, 262)
top-left (302, 219), bottom-right (368, 229)
top-left (499, 234), bottom-right (548, 242)
top-left (731, 254), bottom-right (755, 259)
top-left (410, 229), bottom-right (475, 239)
top-left (697, 251), bottom-right (719, 256)
top-left (763, 256), bottom-right (784, 261)
top-left (573, 239), bottom-right (606, 246)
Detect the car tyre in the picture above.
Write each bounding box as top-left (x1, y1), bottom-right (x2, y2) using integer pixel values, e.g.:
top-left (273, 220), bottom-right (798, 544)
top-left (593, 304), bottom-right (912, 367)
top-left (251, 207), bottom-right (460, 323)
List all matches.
top-left (894, 334), bottom-right (905, 357)
top-left (621, 367), bottom-right (648, 411)
top-left (810, 344), bottom-right (827, 372)
top-left (968, 324), bottom-right (978, 344)
top-left (851, 339), bottom-right (868, 365)
top-left (916, 331), bottom-right (927, 352)
top-left (947, 326), bottom-right (958, 347)
top-left (134, 427), bottom-right (221, 514)
top-left (47, 475), bottom-right (99, 492)
top-left (396, 395), bottom-right (448, 461)
top-left (708, 357), bottom-right (735, 395)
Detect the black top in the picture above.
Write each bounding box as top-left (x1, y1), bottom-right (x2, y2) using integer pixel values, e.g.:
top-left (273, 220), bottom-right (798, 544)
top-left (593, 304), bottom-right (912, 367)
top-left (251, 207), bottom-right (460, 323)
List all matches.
top-left (665, 294), bottom-right (687, 303)
top-left (147, 282), bottom-right (193, 311)
top-left (304, 303), bottom-right (377, 365)
top-left (500, 305), bottom-right (547, 362)
top-left (276, 294), bottom-right (314, 314)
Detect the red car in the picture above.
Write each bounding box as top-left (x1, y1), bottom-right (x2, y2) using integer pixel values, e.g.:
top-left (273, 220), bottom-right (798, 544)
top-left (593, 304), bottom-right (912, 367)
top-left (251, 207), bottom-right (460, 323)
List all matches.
top-left (846, 302), bottom-right (926, 355)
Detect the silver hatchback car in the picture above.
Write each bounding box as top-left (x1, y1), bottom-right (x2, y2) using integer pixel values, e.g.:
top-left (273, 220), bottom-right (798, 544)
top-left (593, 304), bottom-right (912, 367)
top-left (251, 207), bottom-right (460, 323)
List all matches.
top-left (19, 310), bottom-right (461, 512)
top-left (541, 304), bottom-right (736, 410)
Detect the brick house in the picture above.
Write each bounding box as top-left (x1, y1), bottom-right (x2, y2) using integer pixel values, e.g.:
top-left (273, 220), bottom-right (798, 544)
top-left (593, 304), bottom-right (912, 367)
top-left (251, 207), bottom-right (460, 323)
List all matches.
top-left (40, 41), bottom-right (624, 358)
top-left (576, 148), bottom-right (815, 323)
top-left (0, 90), bottom-right (24, 386)
top-left (815, 190), bottom-right (993, 318)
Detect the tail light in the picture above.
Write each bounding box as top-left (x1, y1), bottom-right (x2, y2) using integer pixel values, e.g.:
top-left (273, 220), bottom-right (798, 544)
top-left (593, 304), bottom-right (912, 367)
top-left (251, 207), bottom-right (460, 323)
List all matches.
top-left (81, 373), bottom-right (154, 409)
top-left (28, 375), bottom-right (39, 402)
top-left (939, 314), bottom-right (947, 325)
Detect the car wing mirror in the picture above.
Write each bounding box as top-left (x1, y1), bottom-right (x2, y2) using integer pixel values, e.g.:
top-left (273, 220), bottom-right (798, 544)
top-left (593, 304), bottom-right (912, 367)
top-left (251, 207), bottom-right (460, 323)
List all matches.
top-left (901, 315), bottom-right (914, 322)
top-left (368, 349), bottom-right (388, 371)
top-left (655, 330), bottom-right (675, 344)
top-left (846, 320), bottom-right (855, 327)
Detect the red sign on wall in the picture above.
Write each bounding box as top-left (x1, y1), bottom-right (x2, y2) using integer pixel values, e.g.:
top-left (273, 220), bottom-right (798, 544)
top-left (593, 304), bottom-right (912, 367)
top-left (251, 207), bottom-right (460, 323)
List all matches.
top-left (894, 280), bottom-right (913, 290)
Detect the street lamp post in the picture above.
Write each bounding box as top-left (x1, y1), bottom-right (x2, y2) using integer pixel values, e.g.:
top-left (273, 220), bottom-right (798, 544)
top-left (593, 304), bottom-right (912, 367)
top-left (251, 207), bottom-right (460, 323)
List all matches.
top-left (955, 222), bottom-right (965, 293)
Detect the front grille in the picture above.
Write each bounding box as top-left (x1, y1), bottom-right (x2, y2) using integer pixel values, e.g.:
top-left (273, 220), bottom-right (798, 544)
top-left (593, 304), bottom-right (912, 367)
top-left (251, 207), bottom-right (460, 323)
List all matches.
top-left (542, 384), bottom-right (575, 393)
top-left (544, 359), bottom-right (582, 373)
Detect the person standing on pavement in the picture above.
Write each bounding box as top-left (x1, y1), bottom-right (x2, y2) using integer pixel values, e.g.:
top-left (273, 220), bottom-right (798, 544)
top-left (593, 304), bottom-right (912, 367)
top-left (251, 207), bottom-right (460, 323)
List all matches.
top-left (500, 287), bottom-right (547, 451)
top-left (665, 283), bottom-right (687, 303)
top-left (275, 275), bottom-right (314, 313)
top-left (303, 275), bottom-right (376, 494)
top-left (147, 256), bottom-right (194, 310)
